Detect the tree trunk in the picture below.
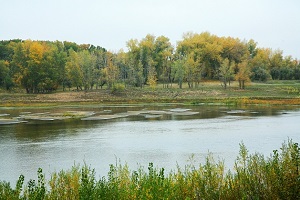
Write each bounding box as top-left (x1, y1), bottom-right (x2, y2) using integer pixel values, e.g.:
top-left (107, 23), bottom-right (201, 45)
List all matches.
top-left (223, 78), bottom-right (227, 89)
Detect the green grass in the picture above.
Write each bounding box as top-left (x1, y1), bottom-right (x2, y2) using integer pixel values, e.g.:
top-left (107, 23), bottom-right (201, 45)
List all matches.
top-left (1, 80), bottom-right (300, 107)
top-left (1, 140), bottom-right (299, 199)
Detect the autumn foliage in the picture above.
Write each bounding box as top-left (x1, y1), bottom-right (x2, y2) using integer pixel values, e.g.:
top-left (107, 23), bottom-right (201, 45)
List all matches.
top-left (1, 32), bottom-right (300, 93)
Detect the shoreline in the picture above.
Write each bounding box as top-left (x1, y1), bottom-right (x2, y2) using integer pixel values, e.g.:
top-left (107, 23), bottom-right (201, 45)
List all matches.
top-left (1, 81), bottom-right (300, 107)
top-left (1, 92), bottom-right (300, 108)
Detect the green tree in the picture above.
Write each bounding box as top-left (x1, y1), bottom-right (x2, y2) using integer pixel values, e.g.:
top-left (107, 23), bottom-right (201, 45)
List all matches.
top-left (115, 50), bottom-right (129, 86)
top-left (0, 40), bottom-right (16, 61)
top-left (139, 34), bottom-right (156, 84)
top-left (38, 44), bottom-right (62, 92)
top-left (247, 39), bottom-right (258, 59)
top-left (249, 48), bottom-right (271, 82)
top-left (172, 56), bottom-right (186, 89)
top-left (184, 53), bottom-right (198, 88)
top-left (78, 50), bottom-right (96, 91)
top-left (127, 55), bottom-right (144, 88)
top-left (250, 66), bottom-right (270, 82)
top-left (105, 52), bottom-right (119, 89)
top-left (63, 41), bottom-right (79, 52)
top-left (294, 65), bottom-right (300, 80)
top-left (154, 36), bottom-right (173, 88)
top-left (176, 32), bottom-right (221, 81)
top-left (0, 60), bottom-right (13, 90)
top-left (269, 50), bottom-right (283, 80)
top-left (126, 38), bottom-right (145, 87)
top-left (280, 56), bottom-right (298, 80)
top-left (66, 49), bottom-right (83, 90)
top-left (219, 58), bottom-right (234, 89)
top-left (52, 41), bottom-right (68, 91)
top-left (94, 48), bottom-right (107, 89)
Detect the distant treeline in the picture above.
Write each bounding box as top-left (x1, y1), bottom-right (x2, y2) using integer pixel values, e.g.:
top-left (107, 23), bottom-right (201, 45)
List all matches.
top-left (1, 32), bottom-right (300, 93)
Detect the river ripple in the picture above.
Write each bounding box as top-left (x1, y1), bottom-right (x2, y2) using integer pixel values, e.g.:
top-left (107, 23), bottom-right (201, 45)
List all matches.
top-left (0, 104), bottom-right (300, 184)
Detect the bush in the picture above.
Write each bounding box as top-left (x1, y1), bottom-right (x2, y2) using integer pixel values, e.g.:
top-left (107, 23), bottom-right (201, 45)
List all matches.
top-left (295, 68), bottom-right (300, 80)
top-left (1, 140), bottom-right (300, 199)
top-left (251, 66), bottom-right (271, 82)
top-left (110, 83), bottom-right (125, 94)
top-left (280, 67), bottom-right (294, 80)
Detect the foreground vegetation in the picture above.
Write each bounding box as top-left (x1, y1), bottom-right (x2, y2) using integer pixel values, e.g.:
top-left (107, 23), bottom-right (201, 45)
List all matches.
top-left (1, 140), bottom-right (299, 199)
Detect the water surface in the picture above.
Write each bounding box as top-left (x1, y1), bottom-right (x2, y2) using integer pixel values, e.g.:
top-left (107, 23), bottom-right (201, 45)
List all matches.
top-left (0, 104), bottom-right (299, 184)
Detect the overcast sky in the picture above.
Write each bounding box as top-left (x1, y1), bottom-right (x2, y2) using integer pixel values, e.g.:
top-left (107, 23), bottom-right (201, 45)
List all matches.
top-left (1, 0), bottom-right (299, 58)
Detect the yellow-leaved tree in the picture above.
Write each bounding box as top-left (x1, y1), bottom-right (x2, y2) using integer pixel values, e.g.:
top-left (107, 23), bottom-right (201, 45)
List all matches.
top-left (235, 61), bottom-right (251, 89)
top-left (147, 58), bottom-right (157, 90)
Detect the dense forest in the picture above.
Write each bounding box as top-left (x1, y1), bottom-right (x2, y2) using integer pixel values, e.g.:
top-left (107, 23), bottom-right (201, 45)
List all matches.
top-left (1, 32), bottom-right (299, 93)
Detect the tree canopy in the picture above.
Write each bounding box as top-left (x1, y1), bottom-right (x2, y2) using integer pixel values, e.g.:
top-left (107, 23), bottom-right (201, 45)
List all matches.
top-left (0, 32), bottom-right (299, 93)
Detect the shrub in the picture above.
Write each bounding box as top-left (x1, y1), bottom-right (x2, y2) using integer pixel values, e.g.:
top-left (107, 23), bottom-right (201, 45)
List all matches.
top-left (251, 66), bottom-right (271, 82)
top-left (1, 140), bottom-right (300, 199)
top-left (110, 83), bottom-right (125, 94)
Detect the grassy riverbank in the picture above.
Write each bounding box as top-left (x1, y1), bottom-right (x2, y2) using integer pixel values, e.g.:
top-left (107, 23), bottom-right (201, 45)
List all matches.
top-left (0, 140), bottom-right (299, 199)
top-left (0, 81), bottom-right (300, 107)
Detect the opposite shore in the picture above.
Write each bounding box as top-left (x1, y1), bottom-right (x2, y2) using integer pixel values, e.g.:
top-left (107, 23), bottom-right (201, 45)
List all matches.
top-left (0, 81), bottom-right (300, 107)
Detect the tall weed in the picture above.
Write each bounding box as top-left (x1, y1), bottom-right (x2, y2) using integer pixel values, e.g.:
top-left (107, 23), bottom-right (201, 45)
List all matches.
top-left (1, 140), bottom-right (299, 199)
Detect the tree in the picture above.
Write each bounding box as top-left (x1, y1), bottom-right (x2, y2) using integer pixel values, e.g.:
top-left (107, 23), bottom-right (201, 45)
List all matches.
top-left (63, 41), bottom-right (79, 52)
top-left (184, 53), bottom-right (199, 88)
top-left (250, 66), bottom-right (270, 82)
top-left (115, 50), bottom-right (129, 86)
top-left (126, 39), bottom-right (144, 88)
top-left (269, 50), bottom-right (283, 80)
top-left (66, 49), bottom-right (83, 90)
top-left (146, 58), bottom-right (157, 89)
top-left (105, 52), bottom-right (119, 89)
top-left (139, 34), bottom-right (156, 84)
top-left (201, 40), bottom-right (222, 79)
top-left (294, 65), bottom-right (300, 80)
top-left (39, 43), bottom-right (62, 92)
top-left (219, 58), bottom-right (234, 89)
top-left (220, 36), bottom-right (248, 64)
top-left (94, 48), bottom-right (107, 89)
top-left (235, 61), bottom-right (251, 89)
top-left (0, 60), bottom-right (13, 90)
top-left (172, 57), bottom-right (186, 89)
top-left (11, 40), bottom-right (60, 93)
top-left (154, 36), bottom-right (173, 88)
top-left (247, 39), bottom-right (258, 59)
top-left (249, 48), bottom-right (272, 82)
top-left (279, 67), bottom-right (294, 80)
top-left (78, 50), bottom-right (96, 91)
top-left (52, 41), bottom-right (67, 91)
top-left (127, 56), bottom-right (144, 88)
top-left (176, 32), bottom-right (222, 80)
top-left (0, 40), bottom-right (16, 61)
top-left (1, 33), bottom-right (299, 93)
top-left (280, 56), bottom-right (298, 80)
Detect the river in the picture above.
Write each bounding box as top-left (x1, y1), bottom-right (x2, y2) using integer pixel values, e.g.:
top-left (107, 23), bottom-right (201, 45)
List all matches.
top-left (0, 104), bottom-right (300, 184)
